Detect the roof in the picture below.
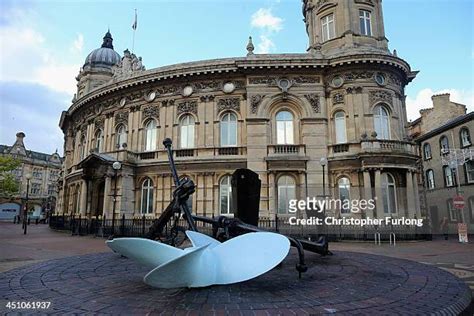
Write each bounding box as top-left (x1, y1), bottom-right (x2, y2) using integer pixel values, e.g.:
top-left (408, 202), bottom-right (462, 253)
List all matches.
top-left (416, 112), bottom-right (474, 142)
top-left (0, 144), bottom-right (63, 164)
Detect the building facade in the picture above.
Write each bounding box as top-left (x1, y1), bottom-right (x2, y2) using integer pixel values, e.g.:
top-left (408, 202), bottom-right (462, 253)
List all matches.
top-left (58, 0), bottom-right (422, 223)
top-left (0, 132), bottom-right (62, 220)
top-left (409, 94), bottom-right (473, 234)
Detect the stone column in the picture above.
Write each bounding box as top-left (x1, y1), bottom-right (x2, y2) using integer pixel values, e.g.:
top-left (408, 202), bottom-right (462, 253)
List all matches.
top-left (103, 176), bottom-right (111, 218)
top-left (406, 170), bottom-right (416, 218)
top-left (413, 172), bottom-right (422, 218)
top-left (79, 179), bottom-right (87, 216)
top-left (374, 169), bottom-right (384, 219)
top-left (363, 170), bottom-right (373, 218)
top-left (268, 172), bottom-right (276, 219)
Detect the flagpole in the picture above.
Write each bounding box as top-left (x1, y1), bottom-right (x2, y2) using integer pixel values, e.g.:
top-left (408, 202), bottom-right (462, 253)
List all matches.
top-left (132, 8), bottom-right (137, 53)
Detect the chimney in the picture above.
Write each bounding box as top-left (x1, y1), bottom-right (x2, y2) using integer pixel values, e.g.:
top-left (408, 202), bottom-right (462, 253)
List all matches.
top-left (431, 93), bottom-right (450, 108)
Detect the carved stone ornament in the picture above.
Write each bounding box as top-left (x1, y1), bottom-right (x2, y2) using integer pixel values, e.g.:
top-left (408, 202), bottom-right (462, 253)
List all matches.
top-left (332, 92), bottom-right (344, 105)
top-left (343, 71), bottom-right (374, 82)
top-left (217, 98), bottom-right (240, 113)
top-left (369, 90), bottom-right (392, 105)
top-left (249, 76), bottom-right (319, 87)
top-left (200, 95), bottom-right (215, 102)
top-left (250, 95), bottom-right (265, 114)
top-left (304, 94), bottom-right (321, 113)
top-left (177, 101), bottom-right (198, 115)
top-left (94, 117), bottom-right (104, 131)
top-left (162, 99), bottom-right (175, 107)
top-left (142, 105), bottom-right (160, 120)
top-left (115, 111), bottom-right (129, 126)
top-left (345, 86), bottom-right (363, 94)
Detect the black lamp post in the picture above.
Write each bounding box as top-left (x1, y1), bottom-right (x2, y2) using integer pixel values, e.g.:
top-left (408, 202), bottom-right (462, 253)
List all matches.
top-left (320, 157), bottom-right (328, 215)
top-left (111, 161), bottom-right (122, 236)
top-left (24, 173), bottom-right (32, 235)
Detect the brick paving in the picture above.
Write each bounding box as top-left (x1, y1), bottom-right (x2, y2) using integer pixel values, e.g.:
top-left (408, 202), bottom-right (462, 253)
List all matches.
top-left (0, 249), bottom-right (471, 315)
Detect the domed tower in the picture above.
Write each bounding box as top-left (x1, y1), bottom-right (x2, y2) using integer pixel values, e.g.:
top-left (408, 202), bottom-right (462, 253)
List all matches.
top-left (76, 30), bottom-right (121, 98)
top-left (302, 0), bottom-right (389, 56)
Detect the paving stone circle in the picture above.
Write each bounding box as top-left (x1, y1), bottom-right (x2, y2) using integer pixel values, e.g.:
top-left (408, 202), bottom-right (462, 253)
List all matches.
top-left (0, 250), bottom-right (471, 315)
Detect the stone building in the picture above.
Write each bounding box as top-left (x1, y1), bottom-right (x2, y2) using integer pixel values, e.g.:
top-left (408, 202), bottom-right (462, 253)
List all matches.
top-left (409, 94), bottom-right (473, 234)
top-left (0, 132), bottom-right (62, 220)
top-left (58, 0), bottom-right (421, 222)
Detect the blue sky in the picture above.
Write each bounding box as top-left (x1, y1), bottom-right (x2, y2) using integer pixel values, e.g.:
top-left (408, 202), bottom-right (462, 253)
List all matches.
top-left (0, 0), bottom-right (472, 155)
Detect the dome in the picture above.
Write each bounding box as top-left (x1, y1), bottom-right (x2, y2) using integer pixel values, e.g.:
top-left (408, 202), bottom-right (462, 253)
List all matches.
top-left (84, 30), bottom-right (121, 68)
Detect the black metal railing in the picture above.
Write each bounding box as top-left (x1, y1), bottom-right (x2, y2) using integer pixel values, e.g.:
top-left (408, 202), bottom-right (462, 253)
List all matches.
top-left (49, 215), bottom-right (431, 241)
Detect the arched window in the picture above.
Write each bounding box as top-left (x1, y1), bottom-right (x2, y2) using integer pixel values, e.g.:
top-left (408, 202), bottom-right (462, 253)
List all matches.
top-left (423, 143), bottom-right (432, 160)
top-left (144, 120), bottom-right (157, 151)
top-left (465, 161), bottom-right (474, 183)
top-left (334, 111), bottom-right (347, 144)
top-left (277, 175), bottom-right (296, 214)
top-left (426, 169), bottom-right (435, 189)
top-left (460, 128), bottom-right (471, 147)
top-left (440, 136), bottom-right (449, 154)
top-left (443, 166), bottom-right (456, 187)
top-left (338, 177), bottom-right (351, 214)
top-left (381, 173), bottom-right (397, 214)
top-left (468, 196), bottom-right (474, 223)
top-left (140, 178), bottom-right (154, 214)
top-left (95, 130), bottom-right (104, 153)
top-left (220, 112), bottom-right (237, 147)
top-left (116, 125), bottom-right (127, 149)
top-left (219, 175), bottom-right (233, 215)
top-left (80, 135), bottom-right (86, 160)
top-left (180, 115), bottom-right (195, 148)
top-left (276, 111), bottom-right (294, 144)
top-left (373, 105), bottom-right (390, 140)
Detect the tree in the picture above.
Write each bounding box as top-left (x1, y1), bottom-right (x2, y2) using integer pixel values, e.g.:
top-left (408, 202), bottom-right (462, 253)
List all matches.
top-left (0, 156), bottom-right (21, 198)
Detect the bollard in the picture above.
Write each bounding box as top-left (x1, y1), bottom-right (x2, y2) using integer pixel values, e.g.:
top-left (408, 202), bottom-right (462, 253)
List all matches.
top-left (78, 214), bottom-right (82, 236)
top-left (121, 214), bottom-right (125, 237)
top-left (390, 232), bottom-right (396, 246)
top-left (142, 214), bottom-right (146, 236)
top-left (374, 232), bottom-right (381, 245)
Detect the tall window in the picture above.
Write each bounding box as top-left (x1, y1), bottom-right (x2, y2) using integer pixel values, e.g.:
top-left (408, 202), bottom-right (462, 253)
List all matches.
top-left (423, 143), bottom-right (432, 160)
top-left (180, 115), bottom-right (195, 148)
top-left (381, 173), bottom-right (397, 214)
top-left (334, 111), bottom-right (347, 144)
top-left (276, 111), bottom-right (294, 144)
top-left (469, 197), bottom-right (474, 223)
top-left (277, 176), bottom-right (296, 214)
top-left (373, 105), bottom-right (390, 139)
top-left (220, 113), bottom-right (237, 147)
top-left (321, 14), bottom-right (335, 42)
top-left (426, 169), bottom-right (435, 189)
top-left (443, 166), bottom-right (456, 187)
top-left (359, 10), bottom-right (372, 36)
top-left (338, 177), bottom-right (351, 214)
top-left (447, 199), bottom-right (457, 222)
top-left (140, 178), bottom-right (154, 214)
top-left (116, 125), bottom-right (127, 149)
top-left (460, 128), bottom-right (471, 147)
top-left (465, 161), bottom-right (474, 183)
top-left (95, 130), bottom-right (104, 153)
top-left (440, 136), bottom-right (449, 154)
top-left (219, 175), bottom-right (233, 215)
top-left (144, 120), bottom-right (157, 151)
top-left (80, 135), bottom-right (86, 160)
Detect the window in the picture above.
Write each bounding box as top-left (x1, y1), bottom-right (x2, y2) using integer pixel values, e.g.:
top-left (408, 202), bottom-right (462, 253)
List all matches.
top-left (460, 128), bottom-right (471, 147)
top-left (95, 130), bottom-right (104, 153)
top-left (220, 113), bottom-right (237, 147)
top-left (116, 125), bottom-right (127, 149)
top-left (219, 175), bottom-right (233, 215)
top-left (447, 199), bottom-right (457, 222)
top-left (373, 105), bottom-right (390, 139)
top-left (334, 111), bottom-right (347, 144)
top-left (30, 183), bottom-right (41, 195)
top-left (144, 120), bottom-right (157, 151)
top-left (32, 169), bottom-right (42, 179)
top-left (423, 143), bottom-right (432, 160)
top-left (338, 177), bottom-right (351, 214)
top-left (80, 135), bottom-right (86, 160)
top-left (140, 178), bottom-right (154, 214)
top-left (426, 169), bottom-right (435, 189)
top-left (381, 173), bottom-right (397, 214)
top-left (180, 115), bottom-right (195, 149)
top-left (49, 170), bottom-right (59, 180)
top-left (440, 136), bottom-right (449, 154)
top-left (321, 14), bottom-right (335, 42)
top-left (469, 197), bottom-right (474, 223)
top-left (47, 184), bottom-right (55, 196)
top-left (443, 166), bottom-right (456, 187)
top-left (277, 176), bottom-right (296, 214)
top-left (465, 161), bottom-right (474, 183)
top-left (359, 10), bottom-right (372, 36)
top-left (276, 111), bottom-right (294, 144)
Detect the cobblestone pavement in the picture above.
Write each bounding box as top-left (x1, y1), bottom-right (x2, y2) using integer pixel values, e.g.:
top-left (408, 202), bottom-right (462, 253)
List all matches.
top-left (0, 250), bottom-right (471, 315)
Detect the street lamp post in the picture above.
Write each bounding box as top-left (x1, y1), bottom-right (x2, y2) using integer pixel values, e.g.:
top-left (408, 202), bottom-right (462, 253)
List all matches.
top-left (111, 161), bottom-right (122, 237)
top-left (24, 173), bottom-right (33, 235)
top-left (320, 157), bottom-right (328, 214)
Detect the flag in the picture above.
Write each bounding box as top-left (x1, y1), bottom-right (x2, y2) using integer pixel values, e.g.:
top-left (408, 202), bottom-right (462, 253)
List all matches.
top-left (132, 9), bottom-right (137, 30)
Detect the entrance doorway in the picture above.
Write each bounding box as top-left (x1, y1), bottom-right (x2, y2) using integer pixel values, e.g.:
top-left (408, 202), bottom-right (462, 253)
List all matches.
top-left (95, 181), bottom-right (105, 217)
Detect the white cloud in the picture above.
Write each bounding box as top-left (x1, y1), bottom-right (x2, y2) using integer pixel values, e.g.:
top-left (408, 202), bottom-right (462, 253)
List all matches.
top-left (406, 88), bottom-right (474, 121)
top-left (255, 35), bottom-right (275, 54)
top-left (251, 8), bottom-right (283, 32)
top-left (71, 33), bottom-right (84, 54)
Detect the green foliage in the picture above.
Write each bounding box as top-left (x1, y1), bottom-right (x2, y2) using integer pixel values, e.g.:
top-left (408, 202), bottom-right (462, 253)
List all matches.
top-left (0, 156), bottom-right (21, 198)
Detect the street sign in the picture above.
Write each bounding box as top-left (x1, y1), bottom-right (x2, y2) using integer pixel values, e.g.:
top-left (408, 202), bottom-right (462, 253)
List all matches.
top-left (453, 195), bottom-right (465, 210)
top-left (458, 223), bottom-right (468, 243)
